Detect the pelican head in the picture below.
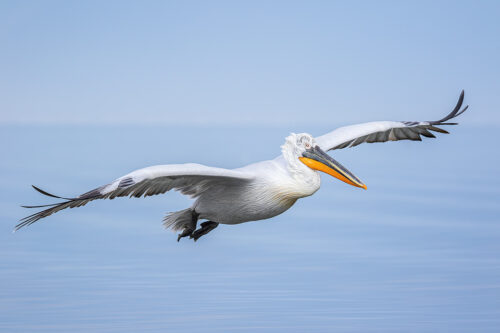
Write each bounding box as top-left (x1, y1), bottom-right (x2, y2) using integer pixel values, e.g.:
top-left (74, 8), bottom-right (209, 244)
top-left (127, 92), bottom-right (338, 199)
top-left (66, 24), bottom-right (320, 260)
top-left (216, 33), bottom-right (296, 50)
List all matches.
top-left (282, 133), bottom-right (367, 190)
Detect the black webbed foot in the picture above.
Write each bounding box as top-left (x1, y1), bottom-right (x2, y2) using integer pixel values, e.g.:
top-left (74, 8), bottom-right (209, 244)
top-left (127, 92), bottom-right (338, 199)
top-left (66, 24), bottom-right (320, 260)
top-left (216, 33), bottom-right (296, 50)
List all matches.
top-left (177, 228), bottom-right (194, 242)
top-left (177, 210), bottom-right (199, 242)
top-left (190, 221), bottom-right (219, 241)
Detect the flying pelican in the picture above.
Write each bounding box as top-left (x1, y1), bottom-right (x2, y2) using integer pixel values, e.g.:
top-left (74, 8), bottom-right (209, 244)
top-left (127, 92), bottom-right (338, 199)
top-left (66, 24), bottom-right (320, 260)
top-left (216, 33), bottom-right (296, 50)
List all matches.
top-left (17, 91), bottom-right (468, 241)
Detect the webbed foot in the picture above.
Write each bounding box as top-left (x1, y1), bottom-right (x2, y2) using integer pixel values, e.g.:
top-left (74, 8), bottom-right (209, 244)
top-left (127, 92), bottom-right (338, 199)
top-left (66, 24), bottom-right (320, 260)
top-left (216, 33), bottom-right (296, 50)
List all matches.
top-left (190, 221), bottom-right (219, 241)
top-left (177, 228), bottom-right (194, 242)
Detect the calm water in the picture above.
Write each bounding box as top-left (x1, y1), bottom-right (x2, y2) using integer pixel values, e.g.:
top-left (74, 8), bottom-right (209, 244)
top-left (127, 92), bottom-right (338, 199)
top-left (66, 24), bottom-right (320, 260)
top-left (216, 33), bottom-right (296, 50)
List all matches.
top-left (1, 125), bottom-right (499, 332)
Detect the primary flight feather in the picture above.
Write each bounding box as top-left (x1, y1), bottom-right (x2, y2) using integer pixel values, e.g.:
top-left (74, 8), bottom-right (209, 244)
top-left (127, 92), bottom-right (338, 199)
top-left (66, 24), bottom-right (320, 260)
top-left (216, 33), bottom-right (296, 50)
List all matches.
top-left (18, 91), bottom-right (468, 241)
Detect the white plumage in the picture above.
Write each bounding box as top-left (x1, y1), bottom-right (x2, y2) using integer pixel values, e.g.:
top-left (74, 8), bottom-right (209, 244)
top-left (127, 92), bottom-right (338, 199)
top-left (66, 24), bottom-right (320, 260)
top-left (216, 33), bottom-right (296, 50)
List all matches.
top-left (17, 91), bottom-right (468, 241)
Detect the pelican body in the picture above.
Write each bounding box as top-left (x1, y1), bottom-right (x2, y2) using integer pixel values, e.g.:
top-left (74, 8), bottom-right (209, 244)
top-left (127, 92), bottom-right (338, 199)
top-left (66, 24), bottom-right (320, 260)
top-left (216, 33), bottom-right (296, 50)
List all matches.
top-left (18, 91), bottom-right (468, 241)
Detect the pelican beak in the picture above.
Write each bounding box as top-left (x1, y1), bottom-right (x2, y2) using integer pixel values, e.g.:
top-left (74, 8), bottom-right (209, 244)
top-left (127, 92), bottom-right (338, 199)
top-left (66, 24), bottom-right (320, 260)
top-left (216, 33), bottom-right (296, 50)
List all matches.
top-left (299, 145), bottom-right (367, 190)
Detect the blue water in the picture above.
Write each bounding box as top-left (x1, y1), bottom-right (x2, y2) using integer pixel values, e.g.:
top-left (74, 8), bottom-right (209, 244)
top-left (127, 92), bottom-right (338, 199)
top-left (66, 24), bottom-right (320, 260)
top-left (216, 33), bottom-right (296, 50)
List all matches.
top-left (1, 125), bottom-right (499, 332)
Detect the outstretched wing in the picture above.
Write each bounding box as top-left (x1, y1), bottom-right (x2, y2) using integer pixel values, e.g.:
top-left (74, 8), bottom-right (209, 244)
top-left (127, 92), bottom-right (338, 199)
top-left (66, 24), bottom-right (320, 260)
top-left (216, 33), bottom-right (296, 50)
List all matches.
top-left (17, 163), bottom-right (254, 231)
top-left (315, 90), bottom-right (468, 151)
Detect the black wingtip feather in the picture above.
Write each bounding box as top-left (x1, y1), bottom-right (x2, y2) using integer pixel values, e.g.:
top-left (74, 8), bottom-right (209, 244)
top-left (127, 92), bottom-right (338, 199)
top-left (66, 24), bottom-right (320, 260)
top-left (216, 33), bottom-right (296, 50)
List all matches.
top-left (21, 203), bottom-right (61, 209)
top-left (429, 90), bottom-right (468, 125)
top-left (16, 200), bottom-right (70, 231)
top-left (456, 105), bottom-right (469, 117)
top-left (31, 185), bottom-right (75, 201)
top-left (428, 126), bottom-right (449, 134)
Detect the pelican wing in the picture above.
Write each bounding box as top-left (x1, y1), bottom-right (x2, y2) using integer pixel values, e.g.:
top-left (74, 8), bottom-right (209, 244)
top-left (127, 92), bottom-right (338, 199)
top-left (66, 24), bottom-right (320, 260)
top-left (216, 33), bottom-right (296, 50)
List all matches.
top-left (17, 164), bottom-right (254, 231)
top-left (315, 91), bottom-right (468, 151)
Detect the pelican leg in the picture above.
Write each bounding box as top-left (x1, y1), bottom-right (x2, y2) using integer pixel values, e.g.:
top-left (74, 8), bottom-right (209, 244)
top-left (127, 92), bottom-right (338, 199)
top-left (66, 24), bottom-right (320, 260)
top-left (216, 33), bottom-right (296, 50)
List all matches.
top-left (190, 221), bottom-right (219, 241)
top-left (177, 210), bottom-right (199, 242)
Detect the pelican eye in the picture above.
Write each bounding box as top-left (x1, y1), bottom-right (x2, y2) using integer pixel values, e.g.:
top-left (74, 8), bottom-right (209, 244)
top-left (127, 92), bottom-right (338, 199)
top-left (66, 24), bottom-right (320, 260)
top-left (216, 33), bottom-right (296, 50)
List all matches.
top-left (305, 142), bottom-right (311, 149)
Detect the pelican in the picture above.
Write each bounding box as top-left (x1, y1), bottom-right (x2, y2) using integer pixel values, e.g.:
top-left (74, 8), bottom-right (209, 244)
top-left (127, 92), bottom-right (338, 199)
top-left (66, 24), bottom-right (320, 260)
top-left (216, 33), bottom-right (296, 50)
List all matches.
top-left (17, 91), bottom-right (468, 241)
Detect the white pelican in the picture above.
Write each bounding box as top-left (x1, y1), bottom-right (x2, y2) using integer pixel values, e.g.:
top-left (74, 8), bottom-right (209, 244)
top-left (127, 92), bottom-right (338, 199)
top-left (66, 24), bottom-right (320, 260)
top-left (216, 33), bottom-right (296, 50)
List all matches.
top-left (17, 91), bottom-right (468, 241)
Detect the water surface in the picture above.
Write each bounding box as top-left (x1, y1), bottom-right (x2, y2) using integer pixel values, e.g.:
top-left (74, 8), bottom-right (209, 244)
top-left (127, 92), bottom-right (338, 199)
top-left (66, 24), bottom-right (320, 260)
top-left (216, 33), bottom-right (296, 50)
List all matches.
top-left (1, 125), bottom-right (499, 332)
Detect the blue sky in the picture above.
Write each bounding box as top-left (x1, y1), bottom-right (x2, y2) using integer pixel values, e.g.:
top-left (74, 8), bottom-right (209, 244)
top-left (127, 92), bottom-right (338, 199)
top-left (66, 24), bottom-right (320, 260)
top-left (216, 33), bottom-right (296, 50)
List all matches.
top-left (1, 0), bottom-right (499, 126)
top-left (1, 2), bottom-right (500, 332)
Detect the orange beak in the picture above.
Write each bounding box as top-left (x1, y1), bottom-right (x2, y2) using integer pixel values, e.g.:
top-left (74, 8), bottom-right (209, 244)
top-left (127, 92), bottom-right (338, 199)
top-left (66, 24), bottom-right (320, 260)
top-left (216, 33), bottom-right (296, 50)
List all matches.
top-left (300, 146), bottom-right (367, 190)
